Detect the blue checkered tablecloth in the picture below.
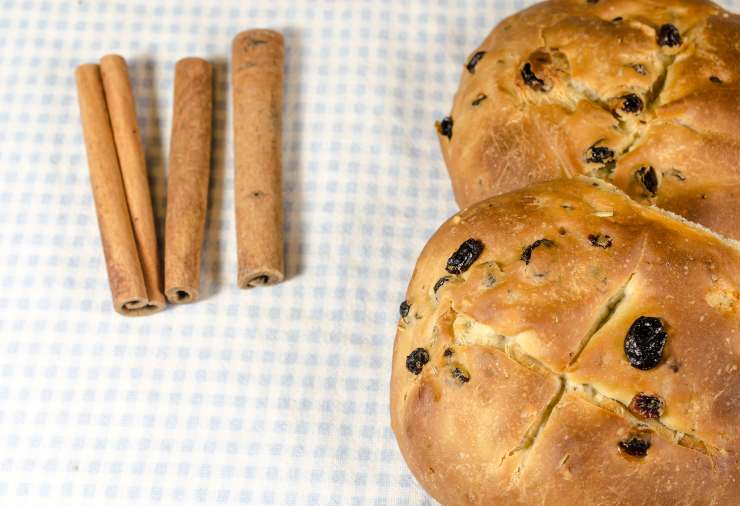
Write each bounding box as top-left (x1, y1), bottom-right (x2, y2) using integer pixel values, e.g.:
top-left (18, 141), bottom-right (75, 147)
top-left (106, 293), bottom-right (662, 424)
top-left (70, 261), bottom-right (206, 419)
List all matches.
top-left (0, 0), bottom-right (737, 504)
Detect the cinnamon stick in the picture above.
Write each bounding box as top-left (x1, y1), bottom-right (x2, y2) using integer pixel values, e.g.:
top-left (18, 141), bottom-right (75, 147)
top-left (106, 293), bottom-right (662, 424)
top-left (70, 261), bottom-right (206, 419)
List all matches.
top-left (75, 64), bottom-right (163, 316)
top-left (232, 29), bottom-right (285, 289)
top-left (99, 54), bottom-right (165, 311)
top-left (164, 57), bottom-right (213, 303)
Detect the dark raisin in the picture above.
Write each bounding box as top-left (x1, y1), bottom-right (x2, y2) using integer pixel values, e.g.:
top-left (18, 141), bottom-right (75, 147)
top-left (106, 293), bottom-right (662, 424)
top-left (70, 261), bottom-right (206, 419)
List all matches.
top-left (618, 433), bottom-right (651, 457)
top-left (471, 93), bottom-right (488, 106)
top-left (586, 145), bottom-right (615, 164)
top-left (586, 0), bottom-right (599, 3)
top-left (405, 348), bottom-right (430, 375)
top-left (558, 227), bottom-right (567, 236)
top-left (629, 393), bottom-right (665, 419)
top-left (433, 276), bottom-right (451, 294)
top-left (612, 16), bottom-right (623, 22)
top-left (443, 348), bottom-right (454, 358)
top-left (621, 94), bottom-right (644, 114)
top-left (446, 239), bottom-right (484, 275)
top-left (399, 300), bottom-right (410, 318)
top-left (520, 62), bottom-right (548, 92)
top-left (466, 51), bottom-right (486, 73)
top-left (520, 239), bottom-right (554, 265)
top-left (631, 63), bottom-right (647, 75)
top-left (636, 166), bottom-right (659, 195)
top-left (709, 75), bottom-right (722, 84)
top-left (451, 367), bottom-right (470, 384)
top-left (588, 233), bottom-right (613, 249)
top-left (624, 316), bottom-right (668, 370)
top-left (438, 116), bottom-right (453, 139)
top-left (657, 24), bottom-right (682, 47)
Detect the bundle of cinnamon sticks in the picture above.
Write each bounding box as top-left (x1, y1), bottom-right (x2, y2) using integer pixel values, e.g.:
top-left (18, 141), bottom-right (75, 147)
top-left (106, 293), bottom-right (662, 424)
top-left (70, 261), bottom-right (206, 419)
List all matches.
top-left (75, 30), bottom-right (285, 316)
top-left (76, 57), bottom-right (165, 316)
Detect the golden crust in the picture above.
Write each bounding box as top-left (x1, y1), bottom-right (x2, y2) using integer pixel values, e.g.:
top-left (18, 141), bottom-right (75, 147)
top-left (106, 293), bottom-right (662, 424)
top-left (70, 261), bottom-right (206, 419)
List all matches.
top-left (390, 178), bottom-right (739, 505)
top-left (440, 0), bottom-right (740, 239)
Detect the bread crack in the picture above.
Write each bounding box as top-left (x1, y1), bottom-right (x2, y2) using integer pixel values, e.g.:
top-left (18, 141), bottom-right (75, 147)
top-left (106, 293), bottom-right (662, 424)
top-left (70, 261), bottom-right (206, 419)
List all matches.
top-left (620, 21), bottom-right (706, 155)
top-left (567, 272), bottom-right (636, 366)
top-left (569, 232), bottom-right (648, 367)
top-left (564, 382), bottom-right (722, 459)
top-left (516, 16), bottom-right (705, 183)
top-left (450, 311), bottom-right (559, 377)
top-left (646, 53), bottom-right (675, 109)
top-left (504, 379), bottom-right (565, 474)
top-left (618, 128), bottom-right (643, 157)
top-left (449, 303), bottom-right (723, 474)
top-left (566, 78), bottom-right (613, 115)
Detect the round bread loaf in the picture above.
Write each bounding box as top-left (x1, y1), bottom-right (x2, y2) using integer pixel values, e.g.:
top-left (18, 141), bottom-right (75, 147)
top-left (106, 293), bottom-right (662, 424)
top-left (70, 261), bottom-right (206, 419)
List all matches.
top-left (438, 0), bottom-right (740, 240)
top-left (390, 177), bottom-right (739, 505)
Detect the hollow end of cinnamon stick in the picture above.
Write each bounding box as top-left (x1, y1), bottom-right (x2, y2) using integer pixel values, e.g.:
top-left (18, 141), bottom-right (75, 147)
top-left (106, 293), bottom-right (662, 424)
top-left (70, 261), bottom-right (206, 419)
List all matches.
top-left (164, 287), bottom-right (197, 305)
top-left (238, 267), bottom-right (284, 289)
top-left (117, 297), bottom-right (165, 316)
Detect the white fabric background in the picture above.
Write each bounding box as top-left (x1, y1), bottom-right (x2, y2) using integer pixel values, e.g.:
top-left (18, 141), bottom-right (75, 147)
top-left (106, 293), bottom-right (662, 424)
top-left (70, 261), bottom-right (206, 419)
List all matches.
top-left (0, 0), bottom-right (736, 504)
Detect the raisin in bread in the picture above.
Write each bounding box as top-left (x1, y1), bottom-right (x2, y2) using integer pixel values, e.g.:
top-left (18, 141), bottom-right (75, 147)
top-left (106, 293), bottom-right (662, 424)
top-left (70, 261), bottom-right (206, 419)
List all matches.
top-left (437, 0), bottom-right (740, 239)
top-left (390, 177), bottom-right (739, 505)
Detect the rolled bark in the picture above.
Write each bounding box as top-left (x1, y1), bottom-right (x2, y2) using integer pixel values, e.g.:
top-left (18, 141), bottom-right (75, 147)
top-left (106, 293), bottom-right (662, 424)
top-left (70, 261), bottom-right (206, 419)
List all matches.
top-left (99, 54), bottom-right (165, 311)
top-left (75, 64), bottom-right (163, 316)
top-left (164, 57), bottom-right (213, 304)
top-left (232, 29), bottom-right (285, 289)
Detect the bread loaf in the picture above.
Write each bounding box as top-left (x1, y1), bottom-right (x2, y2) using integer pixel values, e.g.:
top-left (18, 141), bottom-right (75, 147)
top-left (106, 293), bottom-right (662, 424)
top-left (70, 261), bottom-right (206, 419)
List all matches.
top-left (390, 177), bottom-right (739, 505)
top-left (438, 0), bottom-right (740, 239)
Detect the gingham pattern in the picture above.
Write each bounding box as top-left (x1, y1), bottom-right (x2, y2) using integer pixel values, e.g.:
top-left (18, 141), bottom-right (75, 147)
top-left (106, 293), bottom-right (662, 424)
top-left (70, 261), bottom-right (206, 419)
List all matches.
top-left (0, 0), bottom-right (737, 504)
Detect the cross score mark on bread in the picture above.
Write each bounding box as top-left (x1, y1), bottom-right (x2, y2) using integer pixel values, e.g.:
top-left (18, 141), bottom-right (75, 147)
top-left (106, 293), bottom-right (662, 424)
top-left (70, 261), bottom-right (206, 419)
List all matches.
top-left (437, 0), bottom-right (740, 240)
top-left (390, 178), bottom-right (739, 505)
